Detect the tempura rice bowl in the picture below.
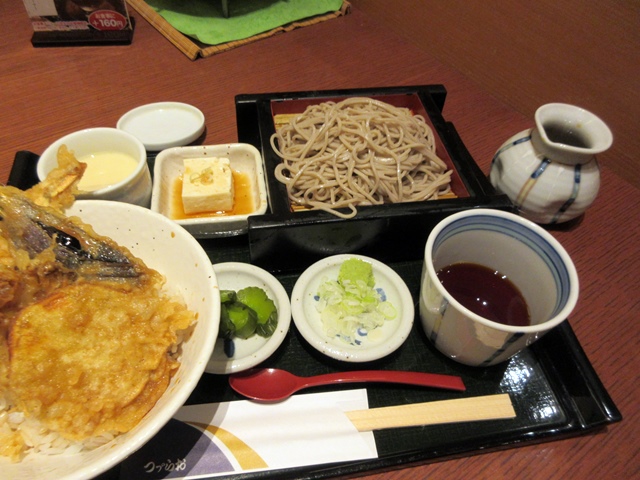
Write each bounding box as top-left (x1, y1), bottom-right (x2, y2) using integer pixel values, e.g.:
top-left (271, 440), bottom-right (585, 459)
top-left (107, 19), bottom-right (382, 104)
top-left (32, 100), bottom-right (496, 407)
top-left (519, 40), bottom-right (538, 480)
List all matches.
top-left (1, 200), bottom-right (219, 480)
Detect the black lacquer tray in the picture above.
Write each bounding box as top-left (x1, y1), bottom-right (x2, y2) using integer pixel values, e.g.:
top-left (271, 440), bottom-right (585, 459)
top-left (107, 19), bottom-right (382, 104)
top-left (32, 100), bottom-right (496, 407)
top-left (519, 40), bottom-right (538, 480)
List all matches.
top-left (237, 85), bottom-right (516, 273)
top-left (8, 147), bottom-right (621, 480)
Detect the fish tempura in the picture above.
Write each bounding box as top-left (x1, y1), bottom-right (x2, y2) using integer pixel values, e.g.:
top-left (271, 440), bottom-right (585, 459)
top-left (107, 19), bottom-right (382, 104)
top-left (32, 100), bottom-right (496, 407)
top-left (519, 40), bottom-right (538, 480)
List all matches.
top-left (0, 148), bottom-right (195, 461)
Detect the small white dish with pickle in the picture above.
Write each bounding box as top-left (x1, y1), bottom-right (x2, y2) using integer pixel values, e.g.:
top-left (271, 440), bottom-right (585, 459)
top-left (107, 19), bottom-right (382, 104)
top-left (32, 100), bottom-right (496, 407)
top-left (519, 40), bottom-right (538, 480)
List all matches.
top-left (207, 262), bottom-right (291, 375)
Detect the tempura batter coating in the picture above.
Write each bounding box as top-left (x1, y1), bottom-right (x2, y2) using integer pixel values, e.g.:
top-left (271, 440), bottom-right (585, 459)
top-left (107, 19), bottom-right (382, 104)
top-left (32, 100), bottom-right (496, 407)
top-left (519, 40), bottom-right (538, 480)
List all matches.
top-left (9, 281), bottom-right (193, 441)
top-left (25, 145), bottom-right (86, 210)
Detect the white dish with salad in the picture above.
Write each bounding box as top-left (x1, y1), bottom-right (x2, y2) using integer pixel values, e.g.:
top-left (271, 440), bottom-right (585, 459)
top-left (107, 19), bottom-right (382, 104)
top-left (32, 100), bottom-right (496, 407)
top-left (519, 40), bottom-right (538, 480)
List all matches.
top-left (291, 254), bottom-right (414, 362)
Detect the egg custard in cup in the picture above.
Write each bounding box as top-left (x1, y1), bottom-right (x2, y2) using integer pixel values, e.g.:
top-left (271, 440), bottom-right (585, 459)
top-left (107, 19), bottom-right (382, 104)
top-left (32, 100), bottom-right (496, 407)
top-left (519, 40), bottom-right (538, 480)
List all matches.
top-left (37, 127), bottom-right (152, 207)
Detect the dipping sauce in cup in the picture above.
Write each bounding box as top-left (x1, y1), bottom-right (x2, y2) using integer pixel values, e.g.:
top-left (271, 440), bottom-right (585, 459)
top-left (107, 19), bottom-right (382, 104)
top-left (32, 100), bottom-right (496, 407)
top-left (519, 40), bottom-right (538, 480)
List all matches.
top-left (37, 128), bottom-right (151, 207)
top-left (419, 208), bottom-right (579, 367)
top-left (436, 262), bottom-right (530, 327)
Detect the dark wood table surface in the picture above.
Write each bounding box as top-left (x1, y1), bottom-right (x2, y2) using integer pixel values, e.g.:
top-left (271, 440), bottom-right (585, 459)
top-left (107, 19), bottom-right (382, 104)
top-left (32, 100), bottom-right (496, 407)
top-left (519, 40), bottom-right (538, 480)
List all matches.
top-left (1, 2), bottom-right (637, 479)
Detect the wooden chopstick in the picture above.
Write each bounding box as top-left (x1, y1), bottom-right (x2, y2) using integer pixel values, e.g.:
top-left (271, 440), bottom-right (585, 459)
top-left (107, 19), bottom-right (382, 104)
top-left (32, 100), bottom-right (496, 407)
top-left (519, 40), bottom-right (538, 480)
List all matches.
top-left (346, 394), bottom-right (515, 432)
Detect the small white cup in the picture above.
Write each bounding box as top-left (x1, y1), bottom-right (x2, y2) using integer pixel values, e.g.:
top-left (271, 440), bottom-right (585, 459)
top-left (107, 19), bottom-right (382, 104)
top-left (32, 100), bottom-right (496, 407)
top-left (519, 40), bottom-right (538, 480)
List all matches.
top-left (419, 208), bottom-right (579, 367)
top-left (37, 127), bottom-right (151, 207)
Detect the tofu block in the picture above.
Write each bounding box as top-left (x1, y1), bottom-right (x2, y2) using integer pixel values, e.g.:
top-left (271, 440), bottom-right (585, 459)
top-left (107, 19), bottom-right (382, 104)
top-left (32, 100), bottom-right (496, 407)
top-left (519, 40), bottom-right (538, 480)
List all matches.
top-left (182, 157), bottom-right (234, 214)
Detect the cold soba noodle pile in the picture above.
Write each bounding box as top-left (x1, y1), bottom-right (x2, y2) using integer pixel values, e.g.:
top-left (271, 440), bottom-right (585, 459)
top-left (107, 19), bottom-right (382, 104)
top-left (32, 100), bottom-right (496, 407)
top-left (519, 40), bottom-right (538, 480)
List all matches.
top-left (271, 97), bottom-right (452, 218)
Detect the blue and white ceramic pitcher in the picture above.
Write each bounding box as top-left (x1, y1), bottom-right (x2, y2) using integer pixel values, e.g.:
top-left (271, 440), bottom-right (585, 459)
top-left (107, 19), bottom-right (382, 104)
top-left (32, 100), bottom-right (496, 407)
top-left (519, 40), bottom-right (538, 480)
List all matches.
top-left (489, 103), bottom-right (613, 224)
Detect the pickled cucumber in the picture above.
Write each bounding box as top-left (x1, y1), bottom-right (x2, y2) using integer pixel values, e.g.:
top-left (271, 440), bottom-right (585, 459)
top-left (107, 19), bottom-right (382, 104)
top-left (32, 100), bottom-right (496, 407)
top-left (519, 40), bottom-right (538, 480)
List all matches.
top-left (218, 286), bottom-right (278, 339)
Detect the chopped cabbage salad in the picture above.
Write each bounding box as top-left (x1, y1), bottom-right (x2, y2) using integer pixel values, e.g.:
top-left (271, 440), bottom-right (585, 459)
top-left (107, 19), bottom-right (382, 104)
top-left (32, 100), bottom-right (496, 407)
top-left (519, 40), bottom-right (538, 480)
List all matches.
top-left (315, 258), bottom-right (396, 344)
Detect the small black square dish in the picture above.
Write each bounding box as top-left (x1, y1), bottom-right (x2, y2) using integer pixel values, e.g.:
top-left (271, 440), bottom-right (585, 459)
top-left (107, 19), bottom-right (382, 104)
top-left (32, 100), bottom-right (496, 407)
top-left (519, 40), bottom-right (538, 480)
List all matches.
top-left (235, 85), bottom-right (514, 273)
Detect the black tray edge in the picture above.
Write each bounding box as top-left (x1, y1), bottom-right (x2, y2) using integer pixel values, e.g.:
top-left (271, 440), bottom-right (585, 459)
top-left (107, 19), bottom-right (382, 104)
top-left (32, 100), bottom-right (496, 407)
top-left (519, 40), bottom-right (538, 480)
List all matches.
top-left (531, 322), bottom-right (622, 428)
top-left (8, 151), bottom-right (40, 189)
top-left (201, 322), bottom-right (621, 480)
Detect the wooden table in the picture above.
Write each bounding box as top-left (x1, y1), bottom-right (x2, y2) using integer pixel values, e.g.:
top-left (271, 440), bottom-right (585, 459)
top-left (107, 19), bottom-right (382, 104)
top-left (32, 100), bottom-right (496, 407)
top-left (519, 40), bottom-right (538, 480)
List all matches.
top-left (1, 3), bottom-right (638, 479)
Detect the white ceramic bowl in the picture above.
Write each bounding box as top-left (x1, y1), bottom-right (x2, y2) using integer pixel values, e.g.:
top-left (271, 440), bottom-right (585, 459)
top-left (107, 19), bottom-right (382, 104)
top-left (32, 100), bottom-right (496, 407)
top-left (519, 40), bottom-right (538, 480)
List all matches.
top-left (151, 144), bottom-right (268, 237)
top-left (291, 254), bottom-right (414, 362)
top-left (206, 262), bottom-right (291, 374)
top-left (3, 200), bottom-right (219, 480)
top-left (37, 127), bottom-right (151, 207)
top-left (117, 102), bottom-right (205, 152)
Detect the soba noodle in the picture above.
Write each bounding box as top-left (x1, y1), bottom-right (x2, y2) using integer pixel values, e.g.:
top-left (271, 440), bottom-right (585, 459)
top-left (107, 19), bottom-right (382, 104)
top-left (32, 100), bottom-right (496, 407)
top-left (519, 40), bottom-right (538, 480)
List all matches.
top-left (270, 97), bottom-right (452, 219)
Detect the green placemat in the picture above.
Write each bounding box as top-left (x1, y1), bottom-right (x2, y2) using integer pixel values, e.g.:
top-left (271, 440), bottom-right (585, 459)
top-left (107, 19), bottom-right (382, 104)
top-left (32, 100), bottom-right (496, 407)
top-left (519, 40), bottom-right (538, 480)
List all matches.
top-left (147, 0), bottom-right (344, 45)
top-left (127, 0), bottom-right (349, 59)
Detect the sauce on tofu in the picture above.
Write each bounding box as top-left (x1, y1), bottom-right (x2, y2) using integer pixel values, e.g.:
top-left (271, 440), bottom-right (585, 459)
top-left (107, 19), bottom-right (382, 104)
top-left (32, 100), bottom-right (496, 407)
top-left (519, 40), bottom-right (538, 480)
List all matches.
top-left (170, 171), bottom-right (254, 219)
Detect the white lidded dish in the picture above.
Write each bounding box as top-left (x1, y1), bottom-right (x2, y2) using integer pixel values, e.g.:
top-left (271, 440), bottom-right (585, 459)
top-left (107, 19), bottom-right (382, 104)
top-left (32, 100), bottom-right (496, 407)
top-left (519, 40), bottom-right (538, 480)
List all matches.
top-left (117, 102), bottom-right (205, 152)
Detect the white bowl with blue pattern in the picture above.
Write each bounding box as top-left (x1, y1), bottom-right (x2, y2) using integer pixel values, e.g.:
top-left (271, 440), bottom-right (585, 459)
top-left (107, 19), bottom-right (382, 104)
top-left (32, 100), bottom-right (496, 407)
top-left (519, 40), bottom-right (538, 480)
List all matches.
top-left (291, 254), bottom-right (414, 362)
top-left (489, 103), bottom-right (612, 224)
top-left (419, 208), bottom-right (579, 367)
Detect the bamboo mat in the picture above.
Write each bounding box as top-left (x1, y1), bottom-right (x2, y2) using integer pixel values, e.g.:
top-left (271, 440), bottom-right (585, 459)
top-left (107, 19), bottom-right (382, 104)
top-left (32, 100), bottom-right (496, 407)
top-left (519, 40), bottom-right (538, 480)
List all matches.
top-left (126, 0), bottom-right (351, 60)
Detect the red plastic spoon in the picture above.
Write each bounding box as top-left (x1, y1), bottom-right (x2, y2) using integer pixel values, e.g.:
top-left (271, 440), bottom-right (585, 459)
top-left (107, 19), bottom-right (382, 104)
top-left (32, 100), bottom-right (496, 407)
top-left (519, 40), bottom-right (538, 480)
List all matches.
top-left (229, 368), bottom-right (465, 401)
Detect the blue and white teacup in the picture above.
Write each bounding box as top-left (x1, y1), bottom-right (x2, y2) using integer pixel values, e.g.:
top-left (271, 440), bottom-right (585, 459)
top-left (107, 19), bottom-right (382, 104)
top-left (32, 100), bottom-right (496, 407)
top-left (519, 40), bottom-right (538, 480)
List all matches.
top-left (419, 209), bottom-right (579, 366)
